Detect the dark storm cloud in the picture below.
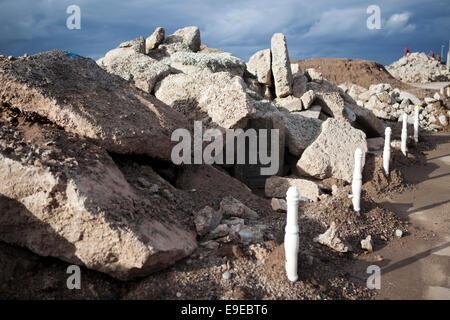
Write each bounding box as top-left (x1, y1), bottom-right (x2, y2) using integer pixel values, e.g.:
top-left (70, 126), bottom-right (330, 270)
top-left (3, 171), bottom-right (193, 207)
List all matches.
top-left (0, 0), bottom-right (449, 65)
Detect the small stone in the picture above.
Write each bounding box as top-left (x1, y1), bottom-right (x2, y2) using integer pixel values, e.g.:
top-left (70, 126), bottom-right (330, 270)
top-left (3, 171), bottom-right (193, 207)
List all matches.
top-left (331, 185), bottom-right (339, 196)
top-left (361, 235), bottom-right (373, 252)
top-left (314, 222), bottom-right (351, 253)
top-left (271, 198), bottom-right (287, 212)
top-left (200, 240), bottom-right (220, 250)
top-left (145, 27), bottom-right (165, 53)
top-left (194, 206), bottom-right (223, 236)
top-left (220, 196), bottom-right (258, 219)
top-left (148, 184), bottom-right (160, 193)
top-left (238, 229), bottom-right (253, 241)
top-left (395, 229), bottom-right (403, 238)
top-left (176, 292), bottom-right (182, 298)
top-left (137, 177), bottom-right (151, 188)
top-left (438, 115), bottom-right (448, 126)
top-left (304, 68), bottom-right (323, 83)
top-left (222, 271), bottom-right (232, 280)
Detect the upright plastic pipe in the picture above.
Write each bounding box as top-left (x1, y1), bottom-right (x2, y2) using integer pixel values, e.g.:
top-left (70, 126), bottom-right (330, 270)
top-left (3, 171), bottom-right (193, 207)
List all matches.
top-left (414, 105), bottom-right (420, 143)
top-left (285, 187), bottom-right (300, 282)
top-left (352, 148), bottom-right (364, 212)
top-left (383, 127), bottom-right (392, 176)
top-left (401, 113), bottom-right (408, 156)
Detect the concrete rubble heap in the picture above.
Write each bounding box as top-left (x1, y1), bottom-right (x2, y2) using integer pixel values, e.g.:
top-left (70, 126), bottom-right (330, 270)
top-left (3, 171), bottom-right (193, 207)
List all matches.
top-left (342, 82), bottom-right (449, 131)
top-left (386, 52), bottom-right (450, 83)
top-left (1, 26), bottom-right (441, 284)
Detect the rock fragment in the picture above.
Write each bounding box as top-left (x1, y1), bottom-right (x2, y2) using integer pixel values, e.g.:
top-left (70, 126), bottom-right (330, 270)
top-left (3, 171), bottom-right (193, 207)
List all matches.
top-left (296, 118), bottom-right (367, 182)
top-left (145, 27), bottom-right (165, 52)
top-left (271, 33), bottom-right (292, 98)
top-left (314, 222), bottom-right (350, 253)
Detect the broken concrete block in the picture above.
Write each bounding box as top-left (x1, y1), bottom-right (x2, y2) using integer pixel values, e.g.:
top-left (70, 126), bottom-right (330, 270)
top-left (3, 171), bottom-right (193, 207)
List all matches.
top-left (271, 198), bottom-right (287, 212)
top-left (271, 33), bottom-right (292, 98)
top-left (314, 222), bottom-right (350, 253)
top-left (361, 235), bottom-right (373, 252)
top-left (194, 206), bottom-right (223, 236)
top-left (247, 49), bottom-right (272, 86)
top-left (296, 118), bottom-right (368, 182)
top-left (220, 196), bottom-right (258, 219)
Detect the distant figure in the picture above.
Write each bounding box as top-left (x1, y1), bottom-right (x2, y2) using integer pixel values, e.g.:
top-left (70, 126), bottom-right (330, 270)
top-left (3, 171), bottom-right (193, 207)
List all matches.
top-left (436, 53), bottom-right (441, 62)
top-left (430, 49), bottom-right (434, 58)
top-left (404, 46), bottom-right (410, 56)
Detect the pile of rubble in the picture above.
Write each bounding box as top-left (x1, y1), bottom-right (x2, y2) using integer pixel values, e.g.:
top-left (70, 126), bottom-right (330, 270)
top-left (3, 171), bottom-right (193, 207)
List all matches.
top-left (341, 82), bottom-right (449, 131)
top-left (0, 26), bottom-right (416, 298)
top-left (386, 52), bottom-right (450, 83)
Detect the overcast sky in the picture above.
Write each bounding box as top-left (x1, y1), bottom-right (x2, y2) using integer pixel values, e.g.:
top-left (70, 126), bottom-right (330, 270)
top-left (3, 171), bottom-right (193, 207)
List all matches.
top-left (0, 0), bottom-right (449, 65)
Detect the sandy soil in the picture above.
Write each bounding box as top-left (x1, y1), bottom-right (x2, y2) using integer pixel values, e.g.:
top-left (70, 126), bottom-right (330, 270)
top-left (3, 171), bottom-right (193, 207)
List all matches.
top-left (345, 133), bottom-right (450, 299)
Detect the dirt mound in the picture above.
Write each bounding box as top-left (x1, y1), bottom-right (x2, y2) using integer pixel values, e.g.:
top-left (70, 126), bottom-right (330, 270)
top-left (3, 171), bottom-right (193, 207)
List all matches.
top-left (293, 58), bottom-right (436, 100)
top-left (293, 58), bottom-right (403, 89)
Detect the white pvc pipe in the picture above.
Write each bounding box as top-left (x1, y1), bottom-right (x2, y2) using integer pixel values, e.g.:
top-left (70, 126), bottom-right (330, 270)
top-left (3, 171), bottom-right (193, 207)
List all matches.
top-left (413, 105), bottom-right (419, 143)
top-left (401, 113), bottom-right (408, 156)
top-left (383, 127), bottom-right (392, 176)
top-left (352, 148), bottom-right (364, 212)
top-left (285, 187), bottom-right (300, 282)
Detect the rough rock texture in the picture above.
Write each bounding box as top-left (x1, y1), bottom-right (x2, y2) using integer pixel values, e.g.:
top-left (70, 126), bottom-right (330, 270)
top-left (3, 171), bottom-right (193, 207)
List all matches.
top-left (280, 112), bottom-right (323, 157)
top-left (119, 37), bottom-right (145, 54)
top-left (265, 176), bottom-right (321, 201)
top-left (97, 48), bottom-right (172, 93)
top-left (164, 26), bottom-right (201, 52)
top-left (170, 52), bottom-right (246, 76)
top-left (290, 63), bottom-right (301, 76)
top-left (315, 90), bottom-right (385, 137)
top-left (316, 92), bottom-right (353, 122)
top-left (292, 73), bottom-right (308, 98)
top-left (314, 222), bottom-right (350, 253)
top-left (305, 68), bottom-right (323, 83)
top-left (154, 72), bottom-right (255, 128)
top-left (297, 105), bottom-right (321, 119)
top-left (275, 96), bottom-right (303, 112)
top-left (296, 118), bottom-right (368, 182)
top-left (346, 81), bottom-right (446, 131)
top-left (367, 137), bottom-right (385, 152)
top-left (247, 49), bottom-right (272, 86)
top-left (271, 33), bottom-right (292, 98)
top-left (0, 120), bottom-right (197, 281)
top-left (0, 50), bottom-right (187, 161)
top-left (194, 206), bottom-right (223, 236)
top-left (220, 196), bottom-right (258, 219)
top-left (175, 164), bottom-right (272, 215)
top-left (361, 235), bottom-right (373, 252)
top-left (145, 27), bottom-right (165, 53)
top-left (398, 91), bottom-right (422, 106)
top-left (300, 90), bottom-right (315, 109)
top-left (271, 198), bottom-right (287, 212)
top-left (386, 52), bottom-right (450, 83)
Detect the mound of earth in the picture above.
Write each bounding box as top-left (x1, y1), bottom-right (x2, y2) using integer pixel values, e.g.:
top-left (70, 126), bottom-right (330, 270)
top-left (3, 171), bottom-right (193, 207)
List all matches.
top-left (293, 58), bottom-right (436, 100)
top-left (293, 58), bottom-right (405, 89)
